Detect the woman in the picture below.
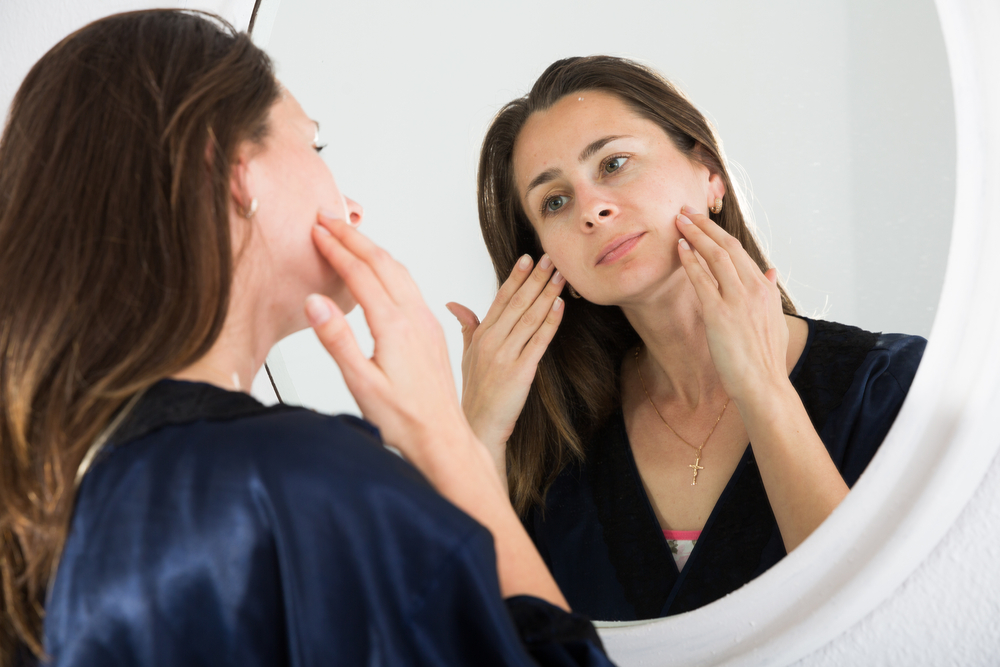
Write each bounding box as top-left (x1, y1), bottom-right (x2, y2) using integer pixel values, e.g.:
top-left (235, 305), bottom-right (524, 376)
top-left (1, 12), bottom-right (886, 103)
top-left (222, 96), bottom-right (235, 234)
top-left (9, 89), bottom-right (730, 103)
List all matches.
top-left (447, 56), bottom-right (926, 621)
top-left (0, 12), bottom-right (613, 666)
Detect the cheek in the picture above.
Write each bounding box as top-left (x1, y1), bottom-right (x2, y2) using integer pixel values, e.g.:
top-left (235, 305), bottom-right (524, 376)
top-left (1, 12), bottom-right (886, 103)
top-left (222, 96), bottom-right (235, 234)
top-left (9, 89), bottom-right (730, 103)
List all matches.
top-left (538, 229), bottom-right (587, 286)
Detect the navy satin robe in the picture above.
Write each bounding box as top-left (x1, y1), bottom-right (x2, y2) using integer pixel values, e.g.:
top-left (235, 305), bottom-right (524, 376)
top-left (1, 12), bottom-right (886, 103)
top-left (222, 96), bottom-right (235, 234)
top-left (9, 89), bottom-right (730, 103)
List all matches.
top-left (524, 318), bottom-right (926, 621)
top-left (44, 381), bottom-right (611, 666)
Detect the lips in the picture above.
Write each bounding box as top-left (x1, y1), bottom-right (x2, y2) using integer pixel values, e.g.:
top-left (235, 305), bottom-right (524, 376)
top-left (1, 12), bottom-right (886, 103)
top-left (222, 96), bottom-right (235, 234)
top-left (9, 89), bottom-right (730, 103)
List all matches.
top-left (596, 232), bottom-right (645, 266)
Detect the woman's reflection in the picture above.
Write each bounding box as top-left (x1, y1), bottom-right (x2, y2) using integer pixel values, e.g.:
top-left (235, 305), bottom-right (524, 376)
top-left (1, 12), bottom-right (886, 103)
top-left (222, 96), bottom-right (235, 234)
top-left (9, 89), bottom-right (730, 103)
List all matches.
top-left (447, 56), bottom-right (926, 621)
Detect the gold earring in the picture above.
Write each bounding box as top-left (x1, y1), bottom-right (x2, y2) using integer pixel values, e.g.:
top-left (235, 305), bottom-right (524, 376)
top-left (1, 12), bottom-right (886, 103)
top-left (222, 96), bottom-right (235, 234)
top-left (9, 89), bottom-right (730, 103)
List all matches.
top-left (710, 197), bottom-right (723, 215)
top-left (568, 285), bottom-right (582, 299)
top-left (242, 198), bottom-right (258, 219)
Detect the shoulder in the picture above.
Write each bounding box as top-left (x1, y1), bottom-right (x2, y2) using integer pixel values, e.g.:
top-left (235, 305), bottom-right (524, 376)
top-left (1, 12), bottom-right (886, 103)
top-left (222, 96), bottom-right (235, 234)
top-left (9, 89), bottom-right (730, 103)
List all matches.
top-left (793, 316), bottom-right (926, 397)
top-left (76, 385), bottom-right (481, 550)
top-left (791, 317), bottom-right (926, 482)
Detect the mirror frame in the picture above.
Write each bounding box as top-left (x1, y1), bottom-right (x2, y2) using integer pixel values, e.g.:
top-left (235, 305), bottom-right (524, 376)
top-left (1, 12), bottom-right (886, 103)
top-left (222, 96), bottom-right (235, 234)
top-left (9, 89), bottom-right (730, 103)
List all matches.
top-left (250, 0), bottom-right (999, 663)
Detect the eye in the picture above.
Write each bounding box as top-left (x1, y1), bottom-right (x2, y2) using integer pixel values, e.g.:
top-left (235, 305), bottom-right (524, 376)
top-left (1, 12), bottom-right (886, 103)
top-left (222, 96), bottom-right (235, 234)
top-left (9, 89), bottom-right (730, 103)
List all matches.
top-left (312, 125), bottom-right (326, 153)
top-left (541, 194), bottom-right (568, 216)
top-left (602, 155), bottom-right (628, 174)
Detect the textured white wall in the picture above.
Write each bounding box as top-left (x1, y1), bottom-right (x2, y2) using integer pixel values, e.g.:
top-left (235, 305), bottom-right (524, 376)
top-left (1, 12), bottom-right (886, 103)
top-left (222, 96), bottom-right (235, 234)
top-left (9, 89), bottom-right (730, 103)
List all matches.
top-left (1, 1), bottom-right (995, 664)
top-left (792, 447), bottom-right (1000, 666)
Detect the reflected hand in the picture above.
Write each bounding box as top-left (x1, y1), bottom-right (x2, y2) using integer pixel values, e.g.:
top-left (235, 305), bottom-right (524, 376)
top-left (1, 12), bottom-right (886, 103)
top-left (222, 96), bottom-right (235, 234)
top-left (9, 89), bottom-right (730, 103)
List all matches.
top-left (674, 205), bottom-right (789, 405)
top-left (445, 253), bottom-right (565, 477)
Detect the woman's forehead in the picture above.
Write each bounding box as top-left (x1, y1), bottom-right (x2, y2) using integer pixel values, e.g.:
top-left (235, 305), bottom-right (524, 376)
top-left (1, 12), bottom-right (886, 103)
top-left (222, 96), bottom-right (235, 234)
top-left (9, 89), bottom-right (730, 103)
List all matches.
top-left (513, 92), bottom-right (650, 190)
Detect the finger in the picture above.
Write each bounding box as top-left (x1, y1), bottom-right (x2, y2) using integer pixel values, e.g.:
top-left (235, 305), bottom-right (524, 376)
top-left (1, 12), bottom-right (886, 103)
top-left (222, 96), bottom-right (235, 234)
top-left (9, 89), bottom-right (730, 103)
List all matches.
top-left (520, 294), bottom-right (566, 367)
top-left (506, 269), bottom-right (566, 354)
top-left (679, 206), bottom-right (764, 288)
top-left (675, 212), bottom-right (746, 295)
top-left (317, 212), bottom-right (420, 306)
top-left (677, 237), bottom-right (725, 310)
top-left (491, 253), bottom-right (557, 340)
top-left (312, 224), bottom-right (395, 324)
top-left (479, 254), bottom-right (534, 330)
top-left (445, 302), bottom-right (480, 352)
top-left (305, 293), bottom-right (384, 399)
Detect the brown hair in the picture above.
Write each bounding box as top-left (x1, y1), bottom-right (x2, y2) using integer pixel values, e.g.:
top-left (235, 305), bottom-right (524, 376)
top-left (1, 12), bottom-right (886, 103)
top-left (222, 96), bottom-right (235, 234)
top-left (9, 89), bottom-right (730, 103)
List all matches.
top-left (0, 10), bottom-right (279, 660)
top-left (477, 56), bottom-right (795, 516)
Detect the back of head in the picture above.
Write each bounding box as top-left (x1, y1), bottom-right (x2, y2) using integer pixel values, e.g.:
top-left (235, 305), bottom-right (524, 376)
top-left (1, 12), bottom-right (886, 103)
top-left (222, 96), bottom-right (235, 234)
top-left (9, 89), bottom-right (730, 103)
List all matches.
top-left (0, 10), bottom-right (279, 661)
top-left (477, 56), bottom-right (794, 515)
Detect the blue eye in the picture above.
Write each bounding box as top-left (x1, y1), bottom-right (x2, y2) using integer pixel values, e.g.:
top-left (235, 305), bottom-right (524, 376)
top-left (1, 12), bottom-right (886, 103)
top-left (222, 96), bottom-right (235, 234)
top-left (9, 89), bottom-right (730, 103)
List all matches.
top-left (543, 195), bottom-right (567, 215)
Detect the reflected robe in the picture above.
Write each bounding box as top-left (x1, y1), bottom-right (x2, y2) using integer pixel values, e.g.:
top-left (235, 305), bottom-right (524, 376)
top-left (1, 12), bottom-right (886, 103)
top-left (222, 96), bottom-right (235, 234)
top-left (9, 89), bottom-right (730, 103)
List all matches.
top-left (44, 380), bottom-right (612, 666)
top-left (524, 317), bottom-right (926, 621)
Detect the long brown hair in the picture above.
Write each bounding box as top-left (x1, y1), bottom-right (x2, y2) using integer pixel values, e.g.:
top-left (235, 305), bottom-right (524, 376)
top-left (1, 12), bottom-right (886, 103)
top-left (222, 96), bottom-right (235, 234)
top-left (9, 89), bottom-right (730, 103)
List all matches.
top-left (477, 56), bottom-right (795, 516)
top-left (0, 10), bottom-right (279, 660)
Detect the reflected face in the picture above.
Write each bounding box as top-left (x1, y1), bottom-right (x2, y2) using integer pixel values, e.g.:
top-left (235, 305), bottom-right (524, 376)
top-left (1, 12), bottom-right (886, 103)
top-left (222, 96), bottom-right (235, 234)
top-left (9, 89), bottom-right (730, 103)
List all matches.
top-left (240, 89), bottom-right (364, 324)
top-left (513, 90), bottom-right (724, 306)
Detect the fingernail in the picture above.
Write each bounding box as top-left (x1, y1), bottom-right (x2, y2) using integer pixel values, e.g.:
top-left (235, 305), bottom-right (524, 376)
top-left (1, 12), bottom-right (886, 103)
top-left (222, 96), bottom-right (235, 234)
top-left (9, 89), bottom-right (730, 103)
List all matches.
top-left (518, 254), bottom-right (532, 270)
top-left (677, 213), bottom-right (693, 225)
top-left (681, 205), bottom-right (695, 214)
top-left (539, 254), bottom-right (553, 270)
top-left (552, 297), bottom-right (564, 312)
top-left (314, 223), bottom-right (331, 236)
top-left (319, 208), bottom-right (342, 221)
top-left (679, 238), bottom-right (691, 250)
top-left (551, 270), bottom-right (565, 285)
top-left (305, 294), bottom-right (332, 326)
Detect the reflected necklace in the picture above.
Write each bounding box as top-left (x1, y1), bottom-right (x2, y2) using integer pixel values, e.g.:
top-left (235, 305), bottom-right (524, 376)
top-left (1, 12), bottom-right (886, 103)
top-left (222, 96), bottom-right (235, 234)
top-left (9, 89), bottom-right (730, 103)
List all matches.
top-left (634, 347), bottom-right (730, 486)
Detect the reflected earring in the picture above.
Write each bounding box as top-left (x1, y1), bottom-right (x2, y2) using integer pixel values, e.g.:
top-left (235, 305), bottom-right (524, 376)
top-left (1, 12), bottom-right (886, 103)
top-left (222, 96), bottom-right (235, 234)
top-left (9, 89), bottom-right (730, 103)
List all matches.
top-left (710, 197), bottom-right (723, 215)
top-left (568, 285), bottom-right (582, 299)
top-left (242, 198), bottom-right (258, 219)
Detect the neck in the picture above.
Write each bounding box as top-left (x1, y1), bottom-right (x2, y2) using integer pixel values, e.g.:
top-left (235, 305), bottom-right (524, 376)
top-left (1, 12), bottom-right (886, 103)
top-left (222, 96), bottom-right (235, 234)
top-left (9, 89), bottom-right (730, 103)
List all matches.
top-left (620, 276), bottom-right (724, 410)
top-left (172, 260), bottom-right (292, 394)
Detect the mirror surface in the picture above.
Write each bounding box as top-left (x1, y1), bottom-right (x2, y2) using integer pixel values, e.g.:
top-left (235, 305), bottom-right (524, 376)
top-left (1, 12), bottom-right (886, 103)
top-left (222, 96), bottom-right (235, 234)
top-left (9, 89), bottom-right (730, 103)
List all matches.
top-left (255, 0), bottom-right (954, 419)
top-left (252, 0), bottom-right (955, 625)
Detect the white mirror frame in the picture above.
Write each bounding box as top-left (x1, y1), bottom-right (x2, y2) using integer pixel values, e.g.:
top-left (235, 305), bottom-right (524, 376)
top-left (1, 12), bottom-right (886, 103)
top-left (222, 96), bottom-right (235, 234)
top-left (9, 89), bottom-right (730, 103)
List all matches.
top-left (246, 0), bottom-right (998, 663)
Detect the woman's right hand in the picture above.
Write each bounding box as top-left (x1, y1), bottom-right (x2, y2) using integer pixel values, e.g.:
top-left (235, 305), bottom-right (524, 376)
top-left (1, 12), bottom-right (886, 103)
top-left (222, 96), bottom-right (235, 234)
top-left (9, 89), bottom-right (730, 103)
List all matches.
top-left (445, 254), bottom-right (566, 477)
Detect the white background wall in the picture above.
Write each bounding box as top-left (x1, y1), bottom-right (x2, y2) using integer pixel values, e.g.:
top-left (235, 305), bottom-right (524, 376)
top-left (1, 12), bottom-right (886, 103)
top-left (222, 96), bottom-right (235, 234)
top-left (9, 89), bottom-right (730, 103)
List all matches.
top-left (2, 1), bottom-right (995, 664)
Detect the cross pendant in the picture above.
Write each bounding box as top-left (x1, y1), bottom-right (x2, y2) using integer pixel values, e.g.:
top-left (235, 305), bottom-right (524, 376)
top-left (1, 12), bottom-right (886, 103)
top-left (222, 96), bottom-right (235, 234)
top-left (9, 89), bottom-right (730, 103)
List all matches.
top-left (689, 455), bottom-right (704, 486)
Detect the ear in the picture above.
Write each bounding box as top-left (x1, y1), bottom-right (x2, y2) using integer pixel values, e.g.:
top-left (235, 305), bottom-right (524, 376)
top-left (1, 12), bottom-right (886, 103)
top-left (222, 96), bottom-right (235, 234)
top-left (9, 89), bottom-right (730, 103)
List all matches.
top-left (707, 171), bottom-right (727, 209)
top-left (229, 143), bottom-right (254, 216)
top-left (689, 142), bottom-right (727, 208)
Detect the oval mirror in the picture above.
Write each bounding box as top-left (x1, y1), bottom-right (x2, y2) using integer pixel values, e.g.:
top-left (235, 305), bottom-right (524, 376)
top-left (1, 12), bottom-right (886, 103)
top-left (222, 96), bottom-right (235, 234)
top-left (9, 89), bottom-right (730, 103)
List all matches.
top-left (247, 0), bottom-right (1000, 663)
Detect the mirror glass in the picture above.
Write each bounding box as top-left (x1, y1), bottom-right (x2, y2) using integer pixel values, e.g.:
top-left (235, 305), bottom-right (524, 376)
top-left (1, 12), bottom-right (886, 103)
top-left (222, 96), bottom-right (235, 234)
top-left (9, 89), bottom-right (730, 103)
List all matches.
top-left (253, 0), bottom-right (954, 417)
top-left (251, 0), bottom-right (955, 623)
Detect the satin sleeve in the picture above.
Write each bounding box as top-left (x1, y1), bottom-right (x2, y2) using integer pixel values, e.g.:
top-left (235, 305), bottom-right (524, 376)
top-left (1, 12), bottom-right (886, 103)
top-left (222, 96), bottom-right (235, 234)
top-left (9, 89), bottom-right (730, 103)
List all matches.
top-left (45, 409), bottom-right (612, 667)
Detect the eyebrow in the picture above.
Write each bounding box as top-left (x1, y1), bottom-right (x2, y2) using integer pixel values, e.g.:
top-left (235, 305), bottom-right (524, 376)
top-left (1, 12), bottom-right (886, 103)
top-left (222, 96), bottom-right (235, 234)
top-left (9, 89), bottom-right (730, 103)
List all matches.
top-left (524, 134), bottom-right (631, 197)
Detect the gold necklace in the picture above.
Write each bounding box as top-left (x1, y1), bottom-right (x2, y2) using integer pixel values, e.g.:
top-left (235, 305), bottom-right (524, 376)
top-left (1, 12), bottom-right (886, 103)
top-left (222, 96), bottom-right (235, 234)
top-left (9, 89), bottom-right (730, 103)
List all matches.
top-left (634, 347), bottom-right (730, 486)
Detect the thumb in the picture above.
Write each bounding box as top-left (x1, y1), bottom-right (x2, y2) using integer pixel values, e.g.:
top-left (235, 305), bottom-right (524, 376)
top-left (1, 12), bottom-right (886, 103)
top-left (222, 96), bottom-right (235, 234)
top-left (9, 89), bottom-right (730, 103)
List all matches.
top-left (764, 268), bottom-right (779, 285)
top-left (445, 302), bottom-right (480, 351)
top-left (306, 294), bottom-right (373, 392)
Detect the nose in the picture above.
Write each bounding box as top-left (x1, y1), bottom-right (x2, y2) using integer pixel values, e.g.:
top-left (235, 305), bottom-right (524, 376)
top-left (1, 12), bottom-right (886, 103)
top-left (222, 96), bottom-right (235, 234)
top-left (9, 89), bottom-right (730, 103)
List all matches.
top-left (345, 196), bottom-right (364, 227)
top-left (577, 186), bottom-right (617, 230)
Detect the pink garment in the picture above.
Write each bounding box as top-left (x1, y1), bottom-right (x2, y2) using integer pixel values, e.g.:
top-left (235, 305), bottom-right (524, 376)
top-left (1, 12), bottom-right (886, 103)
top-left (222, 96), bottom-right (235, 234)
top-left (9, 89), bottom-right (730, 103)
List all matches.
top-left (663, 529), bottom-right (701, 571)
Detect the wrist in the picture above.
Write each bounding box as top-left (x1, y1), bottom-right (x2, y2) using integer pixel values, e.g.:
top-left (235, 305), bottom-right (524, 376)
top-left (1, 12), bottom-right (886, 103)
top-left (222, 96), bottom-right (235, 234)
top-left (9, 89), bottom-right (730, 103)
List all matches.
top-left (410, 417), bottom-right (506, 497)
top-left (732, 377), bottom-right (806, 431)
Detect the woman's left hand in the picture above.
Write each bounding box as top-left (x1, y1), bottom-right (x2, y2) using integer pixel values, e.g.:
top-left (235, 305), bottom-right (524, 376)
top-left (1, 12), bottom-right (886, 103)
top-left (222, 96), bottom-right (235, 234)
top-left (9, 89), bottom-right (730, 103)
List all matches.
top-left (674, 205), bottom-right (789, 404)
